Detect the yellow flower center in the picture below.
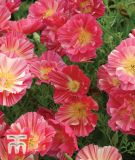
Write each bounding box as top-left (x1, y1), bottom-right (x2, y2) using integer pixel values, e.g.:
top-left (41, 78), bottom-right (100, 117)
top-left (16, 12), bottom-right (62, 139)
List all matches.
top-left (43, 8), bottom-right (54, 19)
top-left (2, 45), bottom-right (18, 52)
top-left (67, 80), bottom-right (80, 92)
top-left (78, 28), bottom-right (91, 46)
top-left (122, 57), bottom-right (135, 75)
top-left (28, 134), bottom-right (39, 150)
top-left (112, 78), bottom-right (120, 87)
top-left (0, 72), bottom-right (15, 91)
top-left (80, 0), bottom-right (89, 8)
top-left (80, 0), bottom-right (92, 13)
top-left (40, 67), bottom-right (52, 80)
top-left (14, 157), bottom-right (24, 160)
top-left (69, 102), bottom-right (87, 120)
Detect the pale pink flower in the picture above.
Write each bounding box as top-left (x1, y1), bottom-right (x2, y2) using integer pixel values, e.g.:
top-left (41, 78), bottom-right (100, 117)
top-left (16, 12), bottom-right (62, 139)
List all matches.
top-left (76, 144), bottom-right (122, 160)
top-left (108, 38), bottom-right (135, 90)
top-left (0, 54), bottom-right (32, 107)
top-left (0, 32), bottom-right (36, 62)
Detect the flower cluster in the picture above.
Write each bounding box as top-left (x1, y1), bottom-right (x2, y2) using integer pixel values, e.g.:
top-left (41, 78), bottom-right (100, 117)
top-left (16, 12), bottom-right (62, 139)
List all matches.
top-left (0, 0), bottom-right (124, 160)
top-left (98, 29), bottom-right (135, 135)
top-left (38, 0), bottom-right (104, 62)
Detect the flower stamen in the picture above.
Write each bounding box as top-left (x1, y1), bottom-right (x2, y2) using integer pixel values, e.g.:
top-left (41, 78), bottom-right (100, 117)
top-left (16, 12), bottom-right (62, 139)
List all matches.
top-left (122, 57), bottom-right (135, 75)
top-left (43, 9), bottom-right (54, 18)
top-left (78, 28), bottom-right (91, 46)
top-left (68, 102), bottom-right (87, 120)
top-left (0, 72), bottom-right (15, 90)
top-left (67, 80), bottom-right (80, 92)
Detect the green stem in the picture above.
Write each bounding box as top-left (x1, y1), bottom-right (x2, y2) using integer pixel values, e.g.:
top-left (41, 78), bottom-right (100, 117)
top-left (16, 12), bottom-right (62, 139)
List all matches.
top-left (64, 153), bottom-right (73, 160)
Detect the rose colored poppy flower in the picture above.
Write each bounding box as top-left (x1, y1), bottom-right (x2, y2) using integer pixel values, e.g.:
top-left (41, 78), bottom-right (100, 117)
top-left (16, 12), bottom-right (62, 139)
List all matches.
top-left (30, 51), bottom-right (65, 84)
top-left (0, 54), bottom-right (32, 107)
top-left (0, 5), bottom-right (11, 35)
top-left (0, 0), bottom-right (21, 13)
top-left (107, 90), bottom-right (135, 135)
top-left (0, 111), bottom-right (9, 137)
top-left (5, 112), bottom-right (56, 156)
top-left (28, 0), bottom-right (68, 25)
top-left (69, 0), bottom-right (105, 19)
top-left (41, 18), bottom-right (67, 56)
top-left (49, 65), bottom-right (90, 104)
top-left (0, 32), bottom-right (36, 62)
top-left (108, 38), bottom-right (135, 90)
top-left (0, 138), bottom-right (38, 160)
top-left (97, 64), bottom-right (121, 93)
top-left (57, 14), bottom-right (103, 62)
top-left (76, 144), bottom-right (122, 160)
top-left (55, 96), bottom-right (98, 137)
top-left (8, 18), bottom-right (43, 35)
top-left (47, 119), bottom-right (78, 160)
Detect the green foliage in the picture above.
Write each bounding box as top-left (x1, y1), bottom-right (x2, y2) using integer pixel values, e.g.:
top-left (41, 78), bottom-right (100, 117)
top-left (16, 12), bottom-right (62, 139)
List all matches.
top-left (1, 0), bottom-right (135, 159)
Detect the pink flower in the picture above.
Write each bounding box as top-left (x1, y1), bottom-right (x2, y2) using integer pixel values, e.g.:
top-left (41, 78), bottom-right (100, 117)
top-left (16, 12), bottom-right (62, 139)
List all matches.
top-left (0, 111), bottom-right (9, 137)
top-left (0, 138), bottom-right (38, 160)
top-left (97, 64), bottom-right (121, 93)
top-left (5, 112), bottom-right (56, 156)
top-left (49, 65), bottom-right (90, 104)
top-left (108, 38), bottom-right (135, 90)
top-left (30, 51), bottom-right (65, 84)
top-left (8, 18), bottom-right (43, 35)
top-left (0, 5), bottom-right (11, 35)
top-left (76, 144), bottom-right (122, 160)
top-left (47, 119), bottom-right (78, 159)
top-left (69, 0), bottom-right (105, 19)
top-left (107, 90), bottom-right (135, 135)
top-left (0, 54), bottom-right (32, 106)
top-left (55, 96), bottom-right (98, 137)
top-left (0, 32), bottom-right (36, 62)
top-left (0, 0), bottom-right (21, 13)
top-left (41, 18), bottom-right (67, 56)
top-left (28, 0), bottom-right (68, 25)
top-left (57, 14), bottom-right (103, 62)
